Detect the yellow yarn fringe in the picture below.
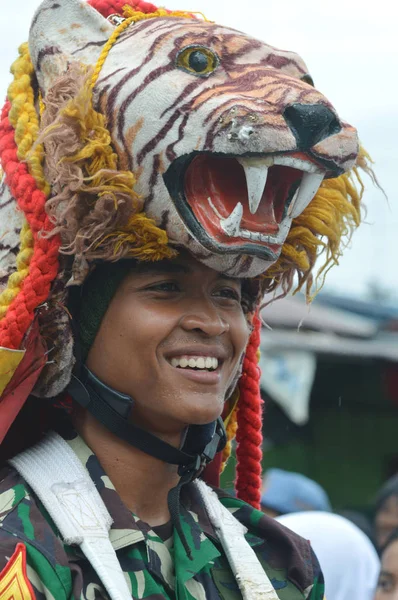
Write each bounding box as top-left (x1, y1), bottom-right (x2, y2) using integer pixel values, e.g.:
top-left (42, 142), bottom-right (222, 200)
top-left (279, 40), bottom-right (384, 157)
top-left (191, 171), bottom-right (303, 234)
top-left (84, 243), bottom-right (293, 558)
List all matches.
top-left (122, 5), bottom-right (209, 22)
top-left (54, 67), bottom-right (138, 197)
top-left (0, 43), bottom-right (49, 325)
top-left (91, 16), bottom-right (136, 90)
top-left (0, 222), bottom-right (34, 319)
top-left (221, 388), bottom-right (240, 472)
top-left (264, 146), bottom-right (370, 300)
top-left (8, 43), bottom-right (50, 196)
top-left (98, 213), bottom-right (177, 261)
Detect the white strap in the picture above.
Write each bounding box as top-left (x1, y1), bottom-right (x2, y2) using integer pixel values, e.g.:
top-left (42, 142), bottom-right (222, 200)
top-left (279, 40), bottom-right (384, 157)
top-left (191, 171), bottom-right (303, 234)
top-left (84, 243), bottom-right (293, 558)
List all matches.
top-left (194, 479), bottom-right (280, 600)
top-left (10, 432), bottom-right (131, 600)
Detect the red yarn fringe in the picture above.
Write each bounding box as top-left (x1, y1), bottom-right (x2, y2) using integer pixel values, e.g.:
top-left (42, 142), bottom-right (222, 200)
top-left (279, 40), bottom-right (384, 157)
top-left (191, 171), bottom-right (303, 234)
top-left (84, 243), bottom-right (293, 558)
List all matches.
top-left (88, 0), bottom-right (159, 17)
top-left (236, 315), bottom-right (263, 509)
top-left (0, 101), bottom-right (60, 351)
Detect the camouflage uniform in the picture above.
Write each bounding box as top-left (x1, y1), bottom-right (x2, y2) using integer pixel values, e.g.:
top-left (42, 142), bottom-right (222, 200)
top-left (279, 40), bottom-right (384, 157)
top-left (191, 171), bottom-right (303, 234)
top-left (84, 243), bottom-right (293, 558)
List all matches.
top-left (0, 431), bottom-right (324, 599)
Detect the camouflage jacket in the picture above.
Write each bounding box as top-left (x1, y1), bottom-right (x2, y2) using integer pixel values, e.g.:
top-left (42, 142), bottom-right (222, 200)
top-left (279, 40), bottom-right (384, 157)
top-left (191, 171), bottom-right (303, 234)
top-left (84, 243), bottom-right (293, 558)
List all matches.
top-left (0, 432), bottom-right (324, 599)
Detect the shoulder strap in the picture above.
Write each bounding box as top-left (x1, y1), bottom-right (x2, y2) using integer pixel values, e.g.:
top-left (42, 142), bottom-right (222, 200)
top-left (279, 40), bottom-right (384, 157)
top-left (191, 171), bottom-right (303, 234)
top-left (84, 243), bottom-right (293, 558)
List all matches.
top-left (194, 479), bottom-right (280, 600)
top-left (9, 432), bottom-right (131, 600)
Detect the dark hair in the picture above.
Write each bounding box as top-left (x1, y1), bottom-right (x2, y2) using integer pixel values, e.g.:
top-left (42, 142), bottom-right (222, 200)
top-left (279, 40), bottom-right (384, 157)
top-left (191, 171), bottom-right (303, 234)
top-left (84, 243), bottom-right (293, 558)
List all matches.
top-left (241, 278), bottom-right (262, 315)
top-left (375, 474), bottom-right (398, 516)
top-left (380, 527), bottom-right (398, 556)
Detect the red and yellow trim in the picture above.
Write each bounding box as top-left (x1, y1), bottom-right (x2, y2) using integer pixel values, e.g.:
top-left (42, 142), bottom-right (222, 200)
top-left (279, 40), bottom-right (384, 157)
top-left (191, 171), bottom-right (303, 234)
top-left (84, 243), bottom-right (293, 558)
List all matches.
top-left (0, 543), bottom-right (35, 599)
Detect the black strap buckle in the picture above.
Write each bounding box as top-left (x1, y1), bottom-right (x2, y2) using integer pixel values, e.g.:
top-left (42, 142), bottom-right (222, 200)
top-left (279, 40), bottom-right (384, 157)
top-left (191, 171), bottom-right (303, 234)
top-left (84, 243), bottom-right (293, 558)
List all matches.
top-left (177, 417), bottom-right (227, 480)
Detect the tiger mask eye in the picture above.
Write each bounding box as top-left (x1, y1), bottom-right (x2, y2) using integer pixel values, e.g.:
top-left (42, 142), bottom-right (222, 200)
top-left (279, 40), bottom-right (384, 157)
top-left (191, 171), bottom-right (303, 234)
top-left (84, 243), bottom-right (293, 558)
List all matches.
top-left (301, 73), bottom-right (315, 87)
top-left (176, 45), bottom-right (219, 77)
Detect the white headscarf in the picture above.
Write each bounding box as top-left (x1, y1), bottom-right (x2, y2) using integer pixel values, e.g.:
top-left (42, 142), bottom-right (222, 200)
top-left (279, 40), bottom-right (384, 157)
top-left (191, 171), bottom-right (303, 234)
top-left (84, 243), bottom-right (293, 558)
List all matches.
top-left (276, 511), bottom-right (380, 600)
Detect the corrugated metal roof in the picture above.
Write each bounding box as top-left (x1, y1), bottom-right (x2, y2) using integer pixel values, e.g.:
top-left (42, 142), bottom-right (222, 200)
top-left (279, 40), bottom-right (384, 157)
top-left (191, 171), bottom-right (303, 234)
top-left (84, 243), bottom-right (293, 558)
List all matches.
top-left (261, 294), bottom-right (377, 338)
top-left (261, 330), bottom-right (398, 361)
top-left (260, 294), bottom-right (398, 360)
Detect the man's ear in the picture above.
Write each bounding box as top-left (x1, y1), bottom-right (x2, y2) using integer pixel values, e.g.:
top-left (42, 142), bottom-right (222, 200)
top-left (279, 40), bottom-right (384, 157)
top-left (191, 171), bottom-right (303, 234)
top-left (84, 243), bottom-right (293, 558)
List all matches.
top-left (29, 0), bottom-right (114, 93)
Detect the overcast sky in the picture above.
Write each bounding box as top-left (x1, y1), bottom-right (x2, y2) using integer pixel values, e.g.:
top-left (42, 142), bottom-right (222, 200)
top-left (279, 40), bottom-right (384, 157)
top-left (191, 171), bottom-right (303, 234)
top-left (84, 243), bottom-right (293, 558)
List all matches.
top-left (0, 0), bottom-right (396, 301)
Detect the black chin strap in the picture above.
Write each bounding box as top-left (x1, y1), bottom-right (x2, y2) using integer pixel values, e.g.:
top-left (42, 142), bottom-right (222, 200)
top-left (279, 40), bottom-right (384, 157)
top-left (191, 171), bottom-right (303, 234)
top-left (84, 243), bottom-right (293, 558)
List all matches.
top-left (67, 366), bottom-right (226, 558)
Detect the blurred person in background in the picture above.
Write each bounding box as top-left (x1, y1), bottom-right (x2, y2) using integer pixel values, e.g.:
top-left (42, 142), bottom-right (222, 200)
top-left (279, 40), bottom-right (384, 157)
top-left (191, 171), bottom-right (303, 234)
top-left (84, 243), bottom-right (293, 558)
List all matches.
top-left (278, 511), bottom-right (380, 600)
top-left (374, 529), bottom-right (398, 599)
top-left (260, 468), bottom-right (332, 517)
top-left (374, 475), bottom-right (398, 551)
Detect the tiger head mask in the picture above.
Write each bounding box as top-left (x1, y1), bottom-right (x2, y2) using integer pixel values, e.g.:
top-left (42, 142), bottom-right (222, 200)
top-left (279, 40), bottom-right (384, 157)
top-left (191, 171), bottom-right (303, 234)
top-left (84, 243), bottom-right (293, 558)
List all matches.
top-left (28, 0), bottom-right (359, 279)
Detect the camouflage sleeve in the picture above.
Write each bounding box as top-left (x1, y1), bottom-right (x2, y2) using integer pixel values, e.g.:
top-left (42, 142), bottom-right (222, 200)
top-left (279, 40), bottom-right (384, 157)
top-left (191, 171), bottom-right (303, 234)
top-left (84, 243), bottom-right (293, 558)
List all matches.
top-left (306, 544), bottom-right (326, 600)
top-left (0, 528), bottom-right (69, 599)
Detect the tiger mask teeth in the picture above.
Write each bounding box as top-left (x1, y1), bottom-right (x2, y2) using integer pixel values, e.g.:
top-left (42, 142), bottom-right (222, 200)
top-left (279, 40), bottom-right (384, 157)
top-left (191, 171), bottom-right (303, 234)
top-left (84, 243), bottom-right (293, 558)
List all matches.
top-left (237, 158), bottom-right (270, 215)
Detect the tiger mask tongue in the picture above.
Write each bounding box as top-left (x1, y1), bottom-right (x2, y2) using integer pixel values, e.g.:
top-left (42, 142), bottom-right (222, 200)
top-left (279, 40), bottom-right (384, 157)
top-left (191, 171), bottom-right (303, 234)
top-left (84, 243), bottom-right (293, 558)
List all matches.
top-left (29, 0), bottom-right (359, 278)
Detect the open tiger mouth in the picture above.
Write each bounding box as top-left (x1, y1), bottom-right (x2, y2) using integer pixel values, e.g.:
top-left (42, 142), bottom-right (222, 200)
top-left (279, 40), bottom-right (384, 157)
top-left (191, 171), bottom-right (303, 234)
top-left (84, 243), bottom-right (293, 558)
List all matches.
top-left (164, 152), bottom-right (326, 261)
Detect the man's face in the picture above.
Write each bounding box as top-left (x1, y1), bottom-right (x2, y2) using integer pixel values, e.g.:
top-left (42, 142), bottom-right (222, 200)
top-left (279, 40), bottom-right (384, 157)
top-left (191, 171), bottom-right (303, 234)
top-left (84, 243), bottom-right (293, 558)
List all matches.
top-left (86, 253), bottom-right (251, 438)
top-left (376, 496), bottom-right (398, 550)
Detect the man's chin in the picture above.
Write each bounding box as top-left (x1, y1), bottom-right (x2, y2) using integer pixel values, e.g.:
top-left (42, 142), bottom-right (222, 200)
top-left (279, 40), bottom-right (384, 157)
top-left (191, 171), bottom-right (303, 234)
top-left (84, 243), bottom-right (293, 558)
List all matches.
top-left (130, 392), bottom-right (224, 434)
top-left (177, 395), bottom-right (225, 427)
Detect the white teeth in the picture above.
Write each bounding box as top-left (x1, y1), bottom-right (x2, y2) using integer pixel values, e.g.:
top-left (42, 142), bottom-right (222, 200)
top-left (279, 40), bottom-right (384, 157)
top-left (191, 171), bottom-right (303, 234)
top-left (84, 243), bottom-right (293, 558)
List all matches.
top-left (273, 156), bottom-right (322, 174)
top-left (287, 188), bottom-right (300, 217)
top-left (171, 356), bottom-right (219, 370)
top-left (220, 202), bottom-right (243, 237)
top-left (237, 157), bottom-right (270, 214)
top-left (290, 172), bottom-right (324, 218)
top-left (239, 229), bottom-right (278, 244)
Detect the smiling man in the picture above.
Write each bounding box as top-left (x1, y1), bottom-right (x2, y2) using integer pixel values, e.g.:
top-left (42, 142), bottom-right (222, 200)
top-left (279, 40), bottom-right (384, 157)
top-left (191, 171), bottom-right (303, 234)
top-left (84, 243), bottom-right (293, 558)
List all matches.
top-left (0, 253), bottom-right (325, 599)
top-left (0, 0), bottom-right (369, 596)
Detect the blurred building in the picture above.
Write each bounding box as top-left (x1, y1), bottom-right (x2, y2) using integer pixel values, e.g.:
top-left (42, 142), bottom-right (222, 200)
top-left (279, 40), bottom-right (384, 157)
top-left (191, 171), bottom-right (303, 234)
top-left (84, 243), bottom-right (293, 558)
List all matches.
top-left (257, 292), bottom-right (398, 511)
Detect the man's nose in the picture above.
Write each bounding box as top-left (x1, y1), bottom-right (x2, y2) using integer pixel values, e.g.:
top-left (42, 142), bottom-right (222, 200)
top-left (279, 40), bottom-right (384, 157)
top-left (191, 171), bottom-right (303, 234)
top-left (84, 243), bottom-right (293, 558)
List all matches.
top-left (179, 305), bottom-right (230, 337)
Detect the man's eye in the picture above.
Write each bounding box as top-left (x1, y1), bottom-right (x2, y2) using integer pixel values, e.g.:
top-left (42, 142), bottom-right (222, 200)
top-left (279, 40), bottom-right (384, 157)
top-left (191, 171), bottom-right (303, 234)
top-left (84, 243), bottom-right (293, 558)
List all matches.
top-left (377, 577), bottom-right (393, 592)
top-left (214, 288), bottom-right (241, 302)
top-left (148, 282), bottom-right (180, 292)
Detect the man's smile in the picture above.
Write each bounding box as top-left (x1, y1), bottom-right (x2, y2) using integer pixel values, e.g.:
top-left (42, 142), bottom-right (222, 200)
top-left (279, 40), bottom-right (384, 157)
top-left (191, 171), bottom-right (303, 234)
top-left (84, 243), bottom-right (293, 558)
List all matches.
top-left (170, 356), bottom-right (219, 370)
top-left (164, 345), bottom-right (228, 385)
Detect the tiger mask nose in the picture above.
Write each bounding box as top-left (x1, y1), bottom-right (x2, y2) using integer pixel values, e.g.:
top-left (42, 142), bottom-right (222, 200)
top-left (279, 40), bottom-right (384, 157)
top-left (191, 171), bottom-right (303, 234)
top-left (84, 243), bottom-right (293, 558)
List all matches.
top-left (283, 103), bottom-right (341, 150)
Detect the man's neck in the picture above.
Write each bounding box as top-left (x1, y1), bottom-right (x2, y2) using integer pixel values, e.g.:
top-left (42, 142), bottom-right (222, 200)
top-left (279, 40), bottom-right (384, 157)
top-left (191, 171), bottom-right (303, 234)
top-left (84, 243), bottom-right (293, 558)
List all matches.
top-left (72, 410), bottom-right (181, 527)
